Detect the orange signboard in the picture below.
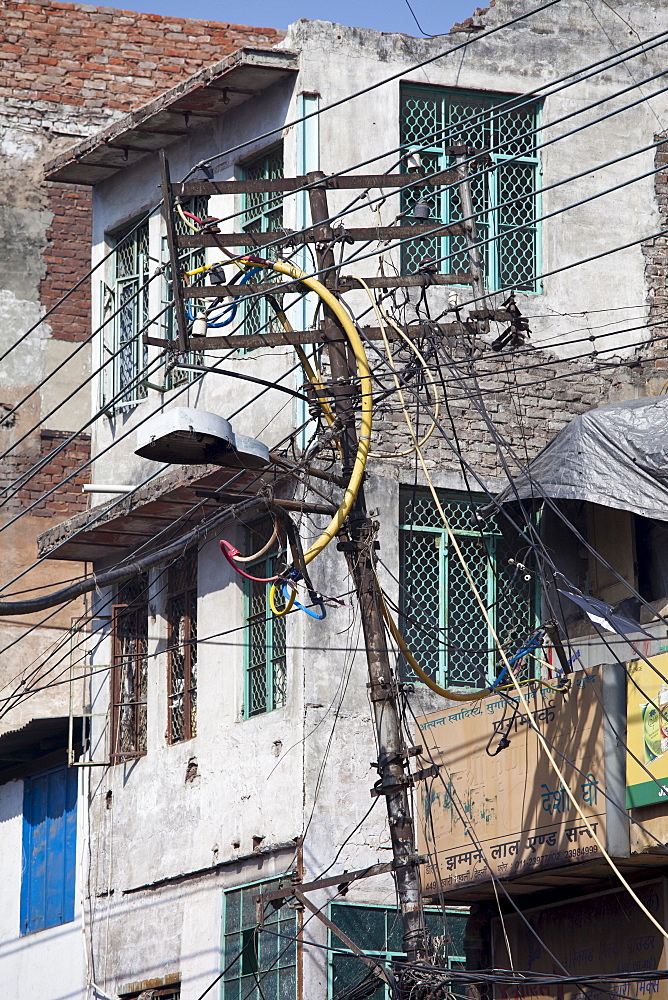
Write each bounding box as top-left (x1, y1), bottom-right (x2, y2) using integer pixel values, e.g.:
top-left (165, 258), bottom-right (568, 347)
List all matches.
top-left (415, 669), bottom-right (607, 894)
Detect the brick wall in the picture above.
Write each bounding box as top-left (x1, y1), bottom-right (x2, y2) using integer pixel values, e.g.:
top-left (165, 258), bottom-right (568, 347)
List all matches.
top-left (642, 137), bottom-right (668, 351)
top-left (0, 0), bottom-right (284, 113)
top-left (41, 183), bottom-right (92, 342)
top-left (1, 430), bottom-right (91, 518)
top-left (6, 0), bottom-right (285, 353)
top-left (375, 141), bottom-right (668, 483)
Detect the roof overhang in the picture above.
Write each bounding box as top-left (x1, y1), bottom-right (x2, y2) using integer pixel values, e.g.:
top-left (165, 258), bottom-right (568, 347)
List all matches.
top-left (43, 46), bottom-right (299, 185)
top-left (37, 463), bottom-right (279, 562)
top-left (0, 717), bottom-right (82, 784)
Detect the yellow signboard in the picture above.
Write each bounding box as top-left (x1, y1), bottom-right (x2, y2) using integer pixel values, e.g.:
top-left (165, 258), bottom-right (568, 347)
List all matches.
top-left (415, 669), bottom-right (606, 894)
top-left (627, 652), bottom-right (668, 808)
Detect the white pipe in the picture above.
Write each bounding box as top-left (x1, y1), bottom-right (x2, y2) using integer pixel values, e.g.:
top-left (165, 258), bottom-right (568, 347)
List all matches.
top-left (82, 485), bottom-right (132, 494)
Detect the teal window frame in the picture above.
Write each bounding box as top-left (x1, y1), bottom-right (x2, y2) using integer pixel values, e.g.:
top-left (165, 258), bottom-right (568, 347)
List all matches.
top-left (400, 84), bottom-right (541, 292)
top-left (100, 218), bottom-right (150, 411)
top-left (222, 877), bottom-right (297, 1000)
top-left (243, 527), bottom-right (287, 718)
top-left (241, 145), bottom-right (284, 349)
top-left (399, 488), bottom-right (538, 689)
top-left (161, 195), bottom-right (208, 387)
top-left (328, 902), bottom-right (466, 1000)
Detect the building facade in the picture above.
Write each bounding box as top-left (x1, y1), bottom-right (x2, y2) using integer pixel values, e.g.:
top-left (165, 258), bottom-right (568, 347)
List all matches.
top-left (5, 0), bottom-right (668, 998)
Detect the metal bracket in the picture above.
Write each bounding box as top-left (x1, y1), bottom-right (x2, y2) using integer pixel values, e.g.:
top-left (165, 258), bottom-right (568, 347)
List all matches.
top-left (370, 764), bottom-right (439, 797)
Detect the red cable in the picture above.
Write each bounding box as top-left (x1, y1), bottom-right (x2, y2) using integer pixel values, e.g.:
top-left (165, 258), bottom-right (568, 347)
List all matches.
top-left (183, 210), bottom-right (205, 225)
top-left (219, 539), bottom-right (281, 583)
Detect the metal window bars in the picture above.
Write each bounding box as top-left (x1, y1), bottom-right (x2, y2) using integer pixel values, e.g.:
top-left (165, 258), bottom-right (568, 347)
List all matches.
top-left (399, 489), bottom-right (537, 689)
top-left (400, 85), bottom-right (540, 291)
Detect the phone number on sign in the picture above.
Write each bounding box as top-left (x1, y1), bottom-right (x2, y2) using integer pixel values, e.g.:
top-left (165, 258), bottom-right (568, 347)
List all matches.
top-left (565, 845), bottom-right (599, 858)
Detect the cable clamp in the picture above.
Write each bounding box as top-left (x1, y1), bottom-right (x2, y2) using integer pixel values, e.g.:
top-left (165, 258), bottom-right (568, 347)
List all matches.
top-left (370, 765), bottom-right (438, 797)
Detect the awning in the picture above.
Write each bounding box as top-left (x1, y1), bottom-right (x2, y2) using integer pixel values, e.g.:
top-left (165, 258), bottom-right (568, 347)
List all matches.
top-left (37, 462), bottom-right (278, 562)
top-left (43, 47), bottom-right (299, 185)
top-left (493, 396), bottom-right (668, 522)
top-left (0, 717), bottom-right (82, 782)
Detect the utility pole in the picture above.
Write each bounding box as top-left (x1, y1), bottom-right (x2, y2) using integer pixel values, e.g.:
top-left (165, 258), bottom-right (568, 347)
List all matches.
top-left (451, 146), bottom-right (487, 309)
top-left (307, 171), bottom-right (428, 965)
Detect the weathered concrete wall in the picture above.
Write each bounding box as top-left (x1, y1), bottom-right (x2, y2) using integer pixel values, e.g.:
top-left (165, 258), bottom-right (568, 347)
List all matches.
top-left (0, 0), bottom-right (283, 726)
top-left (46, 2), bottom-right (668, 996)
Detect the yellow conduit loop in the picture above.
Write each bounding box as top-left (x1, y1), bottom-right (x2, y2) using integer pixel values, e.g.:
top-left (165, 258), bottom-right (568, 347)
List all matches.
top-left (256, 259), bottom-right (373, 568)
top-left (352, 277), bottom-right (440, 459)
top-left (269, 580), bottom-right (296, 618)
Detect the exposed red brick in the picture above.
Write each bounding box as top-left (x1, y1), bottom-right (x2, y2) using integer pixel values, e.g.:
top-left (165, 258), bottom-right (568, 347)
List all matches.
top-left (0, 0), bottom-right (284, 113)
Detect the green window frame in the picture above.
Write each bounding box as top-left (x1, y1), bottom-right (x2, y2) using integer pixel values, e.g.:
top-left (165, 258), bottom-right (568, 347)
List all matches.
top-left (400, 85), bottom-right (540, 292)
top-left (222, 878), bottom-right (297, 1000)
top-left (244, 523), bottom-right (287, 717)
top-left (161, 195), bottom-right (208, 387)
top-left (100, 219), bottom-right (150, 411)
top-left (241, 145), bottom-right (284, 347)
top-left (399, 488), bottom-right (537, 689)
top-left (329, 902), bottom-right (466, 1000)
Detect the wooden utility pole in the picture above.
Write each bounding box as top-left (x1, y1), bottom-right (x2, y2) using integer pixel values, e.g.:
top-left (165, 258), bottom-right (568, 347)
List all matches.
top-left (307, 171), bottom-right (428, 964)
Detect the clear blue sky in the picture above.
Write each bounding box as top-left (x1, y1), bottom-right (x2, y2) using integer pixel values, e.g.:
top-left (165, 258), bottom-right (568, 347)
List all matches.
top-left (99, 0), bottom-right (480, 36)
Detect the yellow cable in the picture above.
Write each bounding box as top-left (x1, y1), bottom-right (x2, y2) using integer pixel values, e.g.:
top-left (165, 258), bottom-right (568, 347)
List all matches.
top-left (261, 260), bottom-right (373, 567)
top-left (395, 430), bottom-right (668, 936)
top-left (352, 278), bottom-right (440, 459)
top-left (269, 581), bottom-right (296, 617)
top-left (502, 658), bottom-right (668, 939)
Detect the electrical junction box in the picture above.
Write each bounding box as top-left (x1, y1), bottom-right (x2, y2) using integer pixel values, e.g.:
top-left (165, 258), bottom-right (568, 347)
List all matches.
top-left (135, 407), bottom-right (270, 469)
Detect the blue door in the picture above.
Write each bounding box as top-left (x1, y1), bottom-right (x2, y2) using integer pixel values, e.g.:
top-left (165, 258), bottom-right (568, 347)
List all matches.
top-left (20, 765), bottom-right (78, 934)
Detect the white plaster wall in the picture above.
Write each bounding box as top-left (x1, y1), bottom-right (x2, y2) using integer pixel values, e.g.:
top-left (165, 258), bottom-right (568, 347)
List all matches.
top-left (0, 775), bottom-right (86, 1000)
top-left (76, 3), bottom-right (668, 993)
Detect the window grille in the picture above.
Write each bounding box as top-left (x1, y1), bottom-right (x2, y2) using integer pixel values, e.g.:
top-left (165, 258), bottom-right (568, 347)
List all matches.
top-left (241, 146), bottom-right (284, 348)
top-left (120, 987), bottom-right (180, 999)
top-left (161, 195), bottom-right (208, 387)
top-left (100, 219), bottom-right (150, 410)
top-left (167, 551), bottom-right (198, 744)
top-left (20, 765), bottom-right (78, 935)
top-left (399, 489), bottom-right (537, 688)
top-left (110, 574), bottom-right (149, 761)
top-left (329, 903), bottom-right (466, 1000)
top-left (400, 86), bottom-right (539, 291)
top-left (244, 520), bottom-right (287, 717)
top-left (223, 879), bottom-right (297, 1000)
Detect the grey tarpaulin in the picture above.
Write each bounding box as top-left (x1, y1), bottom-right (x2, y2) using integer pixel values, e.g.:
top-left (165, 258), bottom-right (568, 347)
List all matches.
top-left (491, 395), bottom-right (668, 522)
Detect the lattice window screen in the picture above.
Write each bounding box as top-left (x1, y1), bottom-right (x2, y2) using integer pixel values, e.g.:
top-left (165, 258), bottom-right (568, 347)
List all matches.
top-left (244, 520), bottom-right (287, 717)
top-left (241, 146), bottom-right (284, 346)
top-left (400, 86), bottom-right (539, 291)
top-left (100, 220), bottom-right (150, 411)
top-left (399, 489), bottom-right (536, 688)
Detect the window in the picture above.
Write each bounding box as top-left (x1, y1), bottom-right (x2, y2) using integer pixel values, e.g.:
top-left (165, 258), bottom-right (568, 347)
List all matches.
top-left (120, 986), bottom-right (180, 1000)
top-left (399, 489), bottom-right (537, 689)
top-left (244, 520), bottom-right (287, 717)
top-left (111, 574), bottom-right (149, 761)
top-left (20, 765), bottom-right (77, 935)
top-left (329, 903), bottom-right (466, 1000)
top-left (242, 146), bottom-right (284, 344)
top-left (167, 551), bottom-right (198, 743)
top-left (100, 219), bottom-right (150, 410)
top-left (223, 879), bottom-right (297, 1000)
top-left (161, 195), bottom-right (208, 387)
top-left (400, 86), bottom-right (540, 291)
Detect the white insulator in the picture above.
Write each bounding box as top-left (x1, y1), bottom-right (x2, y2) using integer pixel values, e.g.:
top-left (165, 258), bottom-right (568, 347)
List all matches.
top-left (448, 290), bottom-right (460, 308)
top-left (192, 311), bottom-right (208, 337)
